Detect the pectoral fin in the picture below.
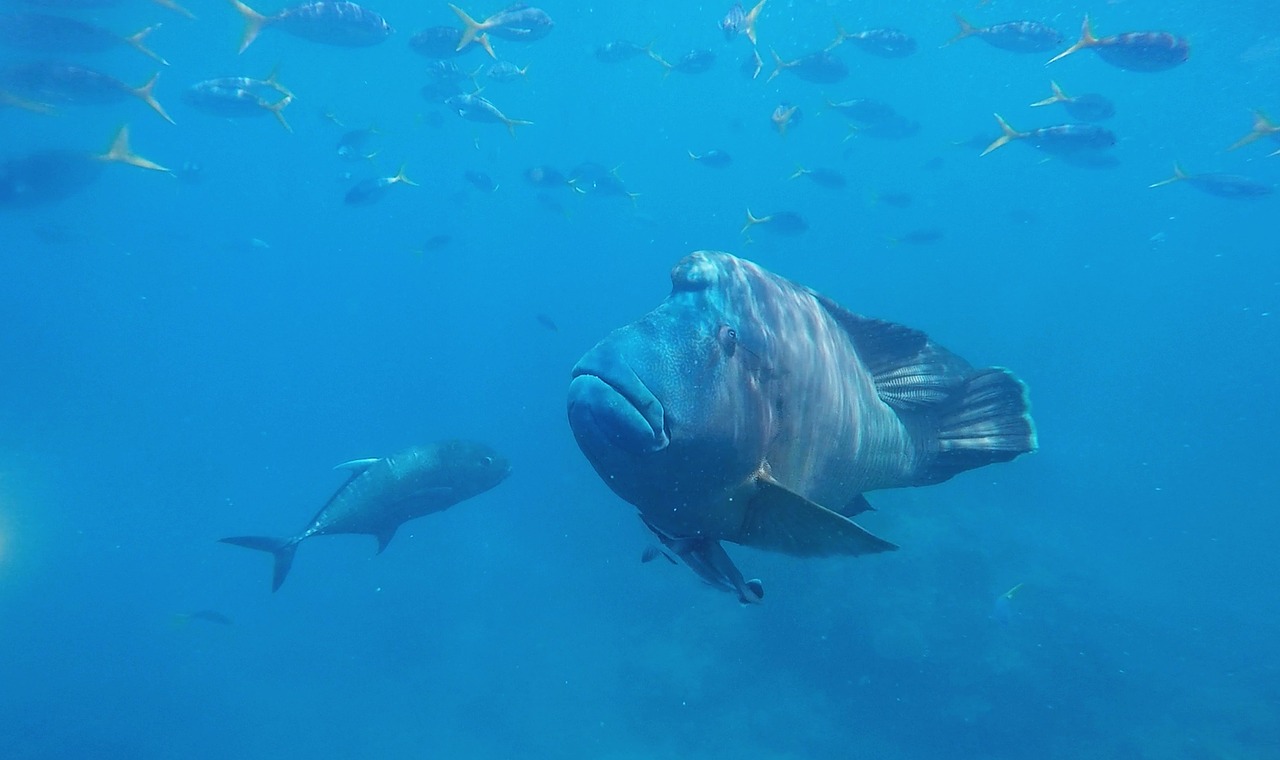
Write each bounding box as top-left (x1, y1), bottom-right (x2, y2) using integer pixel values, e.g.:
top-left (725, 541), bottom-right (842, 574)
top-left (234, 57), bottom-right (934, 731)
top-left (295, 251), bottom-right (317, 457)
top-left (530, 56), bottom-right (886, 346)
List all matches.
top-left (738, 477), bottom-right (897, 557)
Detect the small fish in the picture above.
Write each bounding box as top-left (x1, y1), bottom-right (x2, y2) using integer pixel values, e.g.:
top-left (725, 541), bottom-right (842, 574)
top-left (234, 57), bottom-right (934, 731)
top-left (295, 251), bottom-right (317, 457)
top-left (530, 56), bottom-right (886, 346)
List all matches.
top-left (789, 166), bottom-right (846, 189)
top-left (409, 25), bottom-right (491, 58)
top-left (825, 96), bottom-right (898, 124)
top-left (653, 49), bottom-right (716, 75)
top-left (185, 79), bottom-right (293, 132)
top-left (417, 233), bottom-right (452, 252)
top-left (720, 0), bottom-right (766, 46)
top-left (767, 48), bottom-right (848, 84)
top-left (846, 114), bottom-right (919, 140)
top-left (1030, 80), bottom-right (1115, 122)
top-left (990, 583), bottom-right (1023, 625)
top-left (830, 25), bottom-right (916, 58)
top-left (1047, 15), bottom-right (1188, 72)
top-left (0, 13), bottom-right (166, 64)
top-left (535, 313), bottom-right (558, 332)
top-left (1149, 163), bottom-right (1273, 200)
top-left (444, 92), bottom-right (532, 136)
top-left (688, 149), bottom-right (732, 168)
top-left (980, 114), bottom-right (1114, 156)
top-left (220, 441), bottom-right (510, 591)
top-left (873, 191), bottom-right (913, 208)
top-left (0, 126), bottom-right (168, 209)
top-left (463, 169), bottom-right (498, 192)
top-left (484, 60), bottom-right (528, 82)
top-left (641, 515), bottom-right (764, 605)
top-left (523, 164), bottom-right (567, 188)
top-left (0, 62), bottom-right (173, 124)
top-left (946, 15), bottom-right (1062, 53)
top-left (890, 228), bottom-right (944, 245)
top-left (1227, 110), bottom-right (1280, 154)
top-left (594, 40), bottom-right (649, 63)
top-left (335, 126), bottom-right (379, 160)
top-left (568, 162), bottom-right (638, 202)
top-left (742, 208), bottom-right (807, 236)
top-left (450, 3), bottom-right (552, 53)
top-left (344, 165), bottom-right (416, 205)
top-left (771, 102), bottom-right (801, 136)
top-left (230, 0), bottom-right (393, 54)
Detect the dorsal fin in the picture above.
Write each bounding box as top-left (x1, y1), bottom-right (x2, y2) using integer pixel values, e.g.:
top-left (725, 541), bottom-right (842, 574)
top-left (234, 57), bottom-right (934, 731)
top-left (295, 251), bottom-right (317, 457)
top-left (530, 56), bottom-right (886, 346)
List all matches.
top-left (813, 293), bottom-right (967, 410)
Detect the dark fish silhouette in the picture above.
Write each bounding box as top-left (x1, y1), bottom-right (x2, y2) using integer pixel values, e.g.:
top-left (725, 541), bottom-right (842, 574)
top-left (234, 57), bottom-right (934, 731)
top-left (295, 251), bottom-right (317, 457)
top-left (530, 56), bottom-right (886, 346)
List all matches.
top-left (444, 92), bottom-right (532, 136)
top-left (409, 25), bottom-right (491, 58)
top-left (767, 48), bottom-right (847, 83)
top-left (831, 25), bottom-right (916, 58)
top-left (0, 62), bottom-right (173, 123)
top-left (450, 3), bottom-right (552, 53)
top-left (1048, 15), bottom-right (1188, 72)
top-left (1030, 80), bottom-right (1114, 122)
top-left (946, 15), bottom-right (1062, 53)
top-left (789, 166), bottom-right (846, 189)
top-left (742, 209), bottom-right (807, 236)
top-left (0, 13), bottom-right (166, 63)
top-left (0, 126), bottom-right (168, 209)
top-left (567, 252), bottom-right (1035, 598)
top-left (688, 149), bottom-right (732, 168)
top-left (185, 77), bottom-right (293, 131)
top-left (220, 441), bottom-right (510, 591)
top-left (230, 0), bottom-right (393, 54)
top-left (343, 165), bottom-right (415, 205)
top-left (1149, 164), bottom-right (1273, 199)
top-left (981, 114), bottom-right (1114, 156)
top-left (593, 40), bottom-right (649, 63)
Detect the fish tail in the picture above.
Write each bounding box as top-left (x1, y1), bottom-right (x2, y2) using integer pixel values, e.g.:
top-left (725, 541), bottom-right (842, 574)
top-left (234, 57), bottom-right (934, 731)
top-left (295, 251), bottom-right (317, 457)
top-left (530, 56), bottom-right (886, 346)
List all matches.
top-left (393, 164), bottom-right (418, 187)
top-left (647, 48), bottom-right (673, 74)
top-left (449, 4), bottom-right (488, 51)
top-left (219, 535), bottom-right (300, 592)
top-left (825, 20), bottom-right (847, 52)
top-left (1030, 81), bottom-right (1065, 107)
top-left (150, 0), bottom-right (195, 20)
top-left (766, 47), bottom-right (786, 82)
top-left (99, 125), bottom-right (171, 173)
top-left (1227, 109), bottom-right (1277, 151)
top-left (503, 117), bottom-right (533, 137)
top-left (917, 368), bottom-right (1037, 485)
top-left (1046, 15), bottom-right (1093, 66)
top-left (744, 0), bottom-right (767, 46)
top-left (741, 208), bottom-right (766, 233)
top-left (1148, 162), bottom-right (1188, 188)
top-left (268, 94), bottom-right (294, 133)
top-left (132, 72), bottom-right (175, 125)
top-left (787, 166), bottom-right (807, 180)
top-left (980, 113), bottom-right (1020, 156)
top-left (476, 33), bottom-right (496, 59)
top-left (0, 88), bottom-right (54, 115)
top-left (263, 65), bottom-right (294, 98)
top-left (127, 24), bottom-right (169, 66)
top-left (944, 13), bottom-right (975, 46)
top-left (231, 0), bottom-right (268, 54)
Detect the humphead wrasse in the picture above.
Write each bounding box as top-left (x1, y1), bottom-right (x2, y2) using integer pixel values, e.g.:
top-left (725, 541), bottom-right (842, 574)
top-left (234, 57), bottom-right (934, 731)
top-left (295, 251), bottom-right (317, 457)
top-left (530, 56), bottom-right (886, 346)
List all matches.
top-left (567, 252), bottom-right (1036, 600)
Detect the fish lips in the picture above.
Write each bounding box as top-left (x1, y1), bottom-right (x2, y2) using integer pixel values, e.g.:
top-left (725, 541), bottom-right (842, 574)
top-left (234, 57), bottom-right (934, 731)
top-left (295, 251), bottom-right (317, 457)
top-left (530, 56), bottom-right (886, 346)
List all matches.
top-left (567, 365), bottom-right (670, 456)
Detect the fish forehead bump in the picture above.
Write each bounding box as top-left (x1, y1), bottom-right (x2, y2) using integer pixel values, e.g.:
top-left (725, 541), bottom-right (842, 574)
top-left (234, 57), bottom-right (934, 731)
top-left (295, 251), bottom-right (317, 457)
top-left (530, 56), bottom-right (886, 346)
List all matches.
top-left (668, 250), bottom-right (765, 295)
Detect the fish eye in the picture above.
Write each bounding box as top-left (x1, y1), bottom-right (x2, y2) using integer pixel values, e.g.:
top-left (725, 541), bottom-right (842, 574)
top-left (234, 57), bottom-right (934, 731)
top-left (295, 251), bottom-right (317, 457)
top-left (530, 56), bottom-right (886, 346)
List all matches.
top-left (716, 324), bottom-right (738, 357)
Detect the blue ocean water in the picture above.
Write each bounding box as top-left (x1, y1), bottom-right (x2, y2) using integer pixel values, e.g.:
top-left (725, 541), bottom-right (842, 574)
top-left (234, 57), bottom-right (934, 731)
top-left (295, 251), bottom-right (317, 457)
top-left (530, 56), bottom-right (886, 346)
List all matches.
top-left (2, 0), bottom-right (1278, 756)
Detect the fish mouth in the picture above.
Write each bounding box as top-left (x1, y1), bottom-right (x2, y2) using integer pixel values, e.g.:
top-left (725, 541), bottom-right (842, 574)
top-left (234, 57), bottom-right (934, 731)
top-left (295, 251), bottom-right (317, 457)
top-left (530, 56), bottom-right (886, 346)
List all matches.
top-left (567, 368), bottom-right (670, 455)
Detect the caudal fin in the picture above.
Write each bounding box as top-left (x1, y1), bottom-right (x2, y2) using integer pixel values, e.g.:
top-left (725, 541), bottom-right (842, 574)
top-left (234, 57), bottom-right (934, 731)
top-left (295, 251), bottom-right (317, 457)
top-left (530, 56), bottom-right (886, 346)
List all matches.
top-left (920, 368), bottom-right (1037, 485)
top-left (231, 0), bottom-right (268, 53)
top-left (126, 24), bottom-right (168, 66)
top-left (99, 125), bottom-right (171, 173)
top-left (945, 14), bottom-right (976, 46)
top-left (132, 72), bottom-right (175, 125)
top-left (219, 535), bottom-right (299, 591)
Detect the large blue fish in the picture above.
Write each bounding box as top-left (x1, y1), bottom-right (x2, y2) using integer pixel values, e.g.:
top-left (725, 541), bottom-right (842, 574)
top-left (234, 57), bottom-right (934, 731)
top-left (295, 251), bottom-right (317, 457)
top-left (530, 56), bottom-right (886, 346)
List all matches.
top-left (220, 441), bottom-right (510, 591)
top-left (567, 252), bottom-right (1036, 599)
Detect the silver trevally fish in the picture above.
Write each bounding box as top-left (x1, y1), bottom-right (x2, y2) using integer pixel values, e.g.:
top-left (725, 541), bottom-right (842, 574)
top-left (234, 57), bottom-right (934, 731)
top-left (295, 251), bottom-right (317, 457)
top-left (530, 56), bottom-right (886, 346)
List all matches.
top-left (567, 251), bottom-right (1036, 600)
top-left (220, 440), bottom-right (510, 591)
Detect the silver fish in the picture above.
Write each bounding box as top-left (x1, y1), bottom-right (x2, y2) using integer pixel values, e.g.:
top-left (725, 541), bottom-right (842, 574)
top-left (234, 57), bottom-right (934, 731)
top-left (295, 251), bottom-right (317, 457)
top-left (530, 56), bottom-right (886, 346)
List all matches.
top-left (220, 441), bottom-right (510, 591)
top-left (567, 252), bottom-right (1036, 598)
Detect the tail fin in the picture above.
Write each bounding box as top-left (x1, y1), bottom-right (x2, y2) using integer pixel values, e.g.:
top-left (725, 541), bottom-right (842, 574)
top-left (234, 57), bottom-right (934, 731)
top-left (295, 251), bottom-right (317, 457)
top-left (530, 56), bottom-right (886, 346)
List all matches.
top-left (131, 72), bottom-right (175, 125)
top-left (219, 535), bottom-right (299, 592)
top-left (1046, 14), bottom-right (1095, 66)
top-left (1227, 110), bottom-right (1278, 151)
top-left (126, 24), bottom-right (168, 66)
top-left (945, 14), bottom-right (976, 46)
top-left (1030, 80), bottom-right (1067, 108)
top-left (267, 94), bottom-right (293, 132)
top-left (742, 208), bottom-right (766, 233)
top-left (503, 116), bottom-right (533, 137)
top-left (231, 0), bottom-right (268, 54)
top-left (151, 0), bottom-right (195, 19)
top-left (980, 113), bottom-right (1021, 156)
top-left (1149, 162), bottom-right (1188, 188)
top-left (99, 125), bottom-right (171, 172)
top-left (766, 48), bottom-right (786, 82)
top-left (743, 0), bottom-right (767, 46)
top-left (449, 4), bottom-right (488, 51)
top-left (919, 368), bottom-right (1037, 485)
top-left (392, 164), bottom-right (418, 187)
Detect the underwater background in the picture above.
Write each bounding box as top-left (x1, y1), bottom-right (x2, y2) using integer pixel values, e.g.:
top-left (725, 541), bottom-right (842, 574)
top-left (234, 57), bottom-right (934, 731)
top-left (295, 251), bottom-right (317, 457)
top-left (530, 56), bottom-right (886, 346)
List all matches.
top-left (2, 0), bottom-right (1278, 757)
